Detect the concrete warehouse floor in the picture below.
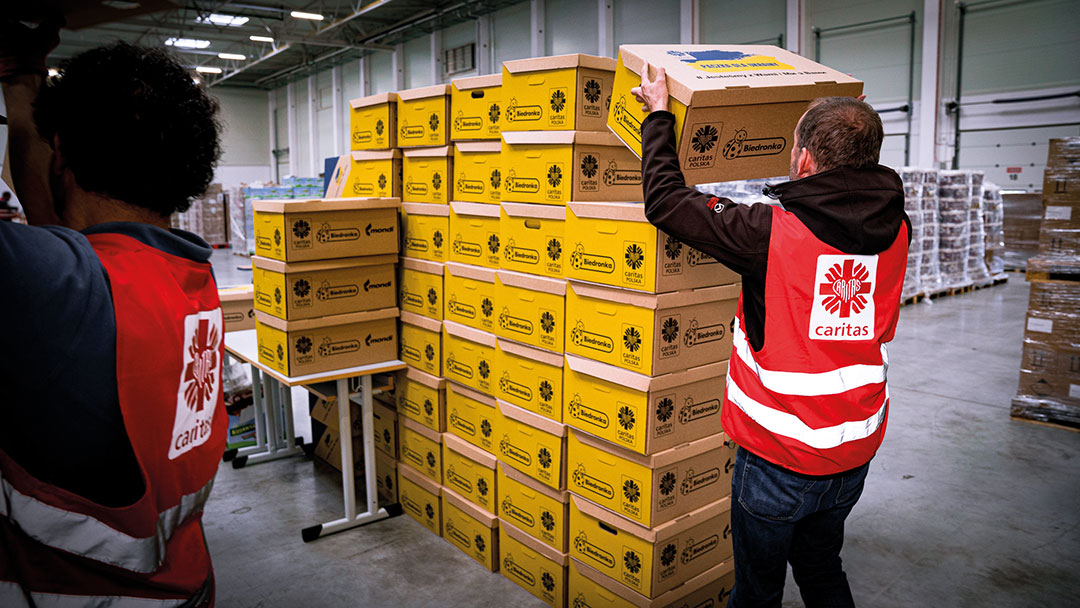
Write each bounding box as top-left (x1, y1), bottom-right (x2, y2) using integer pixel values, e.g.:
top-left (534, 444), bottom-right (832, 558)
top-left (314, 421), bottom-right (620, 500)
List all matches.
top-left (207, 252), bottom-right (1080, 607)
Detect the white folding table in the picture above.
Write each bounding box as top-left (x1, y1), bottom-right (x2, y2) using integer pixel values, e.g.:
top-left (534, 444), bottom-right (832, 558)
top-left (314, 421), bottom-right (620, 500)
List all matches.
top-left (223, 329), bottom-right (406, 541)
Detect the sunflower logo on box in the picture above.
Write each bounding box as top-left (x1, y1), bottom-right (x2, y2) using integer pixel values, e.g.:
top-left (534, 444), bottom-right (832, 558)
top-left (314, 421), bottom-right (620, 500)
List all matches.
top-left (547, 165), bottom-right (562, 188)
top-left (489, 103), bottom-right (501, 124)
top-left (538, 447), bottom-right (552, 469)
top-left (624, 550), bottom-right (642, 574)
top-left (425, 344), bottom-right (435, 361)
top-left (426, 451), bottom-right (436, 469)
top-left (692, 125), bottom-right (719, 154)
top-left (659, 471), bottom-right (677, 496)
top-left (478, 359), bottom-right (490, 379)
top-left (433, 230), bottom-right (444, 249)
top-left (584, 79), bottom-right (602, 104)
top-left (477, 477), bottom-right (489, 497)
top-left (664, 235), bottom-right (683, 260)
top-left (542, 572), bottom-right (555, 593)
top-left (490, 168), bottom-right (501, 191)
top-left (429, 113), bottom-right (439, 133)
top-left (623, 326), bottom-right (642, 353)
top-left (488, 234), bottom-right (501, 254)
top-left (293, 219), bottom-right (310, 239)
top-left (539, 379), bottom-right (554, 402)
top-left (481, 419), bottom-right (492, 438)
top-left (276, 344), bottom-right (285, 360)
top-left (375, 118), bottom-right (384, 136)
top-left (427, 287), bottom-right (438, 306)
top-left (618, 405), bottom-right (635, 431)
top-left (547, 238), bottom-right (562, 262)
top-left (660, 543), bottom-right (677, 567)
top-left (625, 243), bottom-right (644, 270)
top-left (580, 154), bottom-right (599, 179)
top-left (378, 173), bottom-right (387, 190)
top-left (475, 534), bottom-right (486, 553)
top-left (273, 228), bottom-right (282, 247)
top-left (540, 311), bottom-right (555, 334)
top-left (662, 317), bottom-right (679, 343)
top-left (482, 297), bottom-right (493, 318)
top-left (541, 510), bottom-right (555, 531)
top-left (293, 335), bottom-right (311, 355)
top-left (424, 398), bottom-right (434, 416)
top-left (623, 479), bottom-right (640, 503)
top-left (425, 503), bottom-right (435, 520)
top-left (550, 89), bottom-right (566, 113)
top-left (293, 279), bottom-right (311, 298)
top-left (656, 397), bottom-right (674, 422)
top-left (432, 172), bottom-right (442, 191)
top-left (274, 287), bottom-right (282, 305)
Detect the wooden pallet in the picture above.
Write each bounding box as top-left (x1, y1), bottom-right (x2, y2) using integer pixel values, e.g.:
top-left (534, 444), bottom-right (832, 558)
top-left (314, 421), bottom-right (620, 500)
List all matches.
top-left (1010, 415), bottom-right (1080, 434)
top-left (901, 293), bottom-right (926, 306)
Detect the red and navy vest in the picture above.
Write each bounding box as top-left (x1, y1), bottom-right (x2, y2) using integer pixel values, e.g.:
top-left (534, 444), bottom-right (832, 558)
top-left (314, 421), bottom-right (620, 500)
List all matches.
top-left (721, 209), bottom-right (908, 475)
top-left (1, 232), bottom-right (226, 606)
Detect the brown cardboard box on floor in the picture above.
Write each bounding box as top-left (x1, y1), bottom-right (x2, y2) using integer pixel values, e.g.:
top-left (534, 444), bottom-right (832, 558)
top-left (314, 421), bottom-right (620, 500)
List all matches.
top-left (608, 45), bottom-right (862, 184)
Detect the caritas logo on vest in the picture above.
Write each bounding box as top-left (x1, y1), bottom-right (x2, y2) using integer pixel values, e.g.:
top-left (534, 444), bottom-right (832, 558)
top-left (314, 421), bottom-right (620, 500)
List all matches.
top-left (170, 310), bottom-right (223, 459)
top-left (809, 255), bottom-right (877, 340)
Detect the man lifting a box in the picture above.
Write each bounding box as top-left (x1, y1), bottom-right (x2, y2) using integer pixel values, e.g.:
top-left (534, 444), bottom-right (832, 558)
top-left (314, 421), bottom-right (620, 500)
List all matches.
top-left (633, 65), bottom-right (909, 608)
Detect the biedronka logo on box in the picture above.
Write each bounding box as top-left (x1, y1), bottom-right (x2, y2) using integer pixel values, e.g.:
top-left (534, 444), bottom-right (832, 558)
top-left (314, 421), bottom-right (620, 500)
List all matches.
top-left (170, 309), bottom-right (222, 460)
top-left (809, 255), bottom-right (877, 341)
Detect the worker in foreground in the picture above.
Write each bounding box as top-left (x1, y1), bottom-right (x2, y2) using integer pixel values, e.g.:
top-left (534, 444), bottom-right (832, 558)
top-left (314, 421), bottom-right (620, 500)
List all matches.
top-left (0, 22), bottom-right (225, 606)
top-left (633, 66), bottom-right (908, 607)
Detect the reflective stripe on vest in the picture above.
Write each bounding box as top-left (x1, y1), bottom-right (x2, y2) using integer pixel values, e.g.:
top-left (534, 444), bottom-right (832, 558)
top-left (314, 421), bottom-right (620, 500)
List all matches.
top-left (0, 581), bottom-right (187, 608)
top-left (726, 373), bottom-right (889, 450)
top-left (731, 318), bottom-right (889, 396)
top-left (0, 471), bottom-right (214, 574)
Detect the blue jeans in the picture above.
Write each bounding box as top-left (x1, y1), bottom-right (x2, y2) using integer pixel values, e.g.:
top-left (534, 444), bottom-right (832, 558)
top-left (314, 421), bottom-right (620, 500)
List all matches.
top-left (728, 448), bottom-right (870, 608)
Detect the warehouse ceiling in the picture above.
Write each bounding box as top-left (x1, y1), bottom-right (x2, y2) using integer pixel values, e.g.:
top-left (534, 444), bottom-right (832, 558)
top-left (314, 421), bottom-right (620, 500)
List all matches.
top-left (43, 0), bottom-right (525, 89)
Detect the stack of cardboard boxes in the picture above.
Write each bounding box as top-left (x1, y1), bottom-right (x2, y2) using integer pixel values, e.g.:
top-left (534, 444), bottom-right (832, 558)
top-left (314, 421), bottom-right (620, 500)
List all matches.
top-left (1012, 137), bottom-right (1080, 428)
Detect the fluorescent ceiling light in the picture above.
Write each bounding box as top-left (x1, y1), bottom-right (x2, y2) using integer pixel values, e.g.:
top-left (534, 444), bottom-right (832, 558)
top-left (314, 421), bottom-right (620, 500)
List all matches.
top-left (196, 13), bottom-right (250, 27)
top-left (166, 37), bottom-right (211, 49)
top-left (47, 68), bottom-right (59, 77)
top-left (249, 35), bottom-right (274, 43)
top-left (196, 66), bottom-right (223, 74)
top-left (290, 10), bottom-right (324, 20)
top-left (218, 52), bottom-right (247, 60)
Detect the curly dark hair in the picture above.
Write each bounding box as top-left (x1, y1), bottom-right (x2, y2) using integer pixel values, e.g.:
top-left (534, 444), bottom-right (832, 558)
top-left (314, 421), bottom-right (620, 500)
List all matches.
top-left (34, 41), bottom-right (222, 216)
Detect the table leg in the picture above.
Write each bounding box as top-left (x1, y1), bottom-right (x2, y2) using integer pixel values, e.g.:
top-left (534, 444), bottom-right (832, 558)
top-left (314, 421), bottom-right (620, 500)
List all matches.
top-left (233, 374), bottom-right (304, 468)
top-left (224, 363), bottom-right (269, 462)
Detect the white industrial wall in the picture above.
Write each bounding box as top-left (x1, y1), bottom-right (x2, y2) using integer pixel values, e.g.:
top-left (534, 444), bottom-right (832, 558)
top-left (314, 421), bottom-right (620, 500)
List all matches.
top-left (208, 0), bottom-right (1079, 190)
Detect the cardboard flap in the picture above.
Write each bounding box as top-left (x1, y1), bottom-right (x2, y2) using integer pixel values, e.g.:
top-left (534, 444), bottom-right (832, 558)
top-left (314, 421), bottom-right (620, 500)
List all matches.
top-left (399, 459), bottom-right (441, 494)
top-left (444, 320), bottom-right (498, 347)
top-left (568, 280), bottom-right (660, 309)
top-left (373, 399), bottom-right (397, 422)
top-left (445, 261), bottom-right (497, 283)
top-left (503, 53), bottom-right (616, 74)
top-left (572, 130), bottom-right (626, 147)
top-left (400, 310), bottom-right (443, 333)
top-left (349, 92), bottom-right (398, 109)
top-left (568, 201), bottom-right (647, 223)
top-left (398, 84), bottom-right (452, 101)
top-left (401, 257), bottom-right (445, 275)
top-left (564, 354), bottom-right (653, 393)
top-left (654, 283), bottom-right (742, 308)
top-left (403, 145), bottom-right (454, 158)
top-left (502, 130), bottom-right (576, 146)
top-left (571, 557), bottom-right (735, 607)
top-left (442, 485), bottom-right (498, 527)
top-left (252, 254), bottom-right (398, 274)
top-left (253, 198), bottom-right (400, 213)
top-left (618, 44), bottom-right (863, 107)
top-left (497, 338), bottom-right (564, 369)
top-left (502, 518), bottom-right (569, 565)
top-left (651, 432), bottom-right (730, 469)
top-left (402, 202), bottom-right (451, 217)
top-left (497, 399), bottom-right (568, 437)
top-left (218, 285), bottom-right (253, 302)
top-left (455, 141), bottom-right (502, 154)
top-left (444, 433), bottom-right (498, 469)
top-left (401, 415), bottom-right (442, 443)
top-left (572, 493), bottom-right (731, 543)
top-left (448, 381), bottom-right (497, 408)
top-left (450, 201), bottom-right (502, 218)
top-left (499, 462), bottom-right (569, 504)
top-left (255, 307), bottom-right (398, 331)
top-left (374, 447), bottom-right (398, 469)
top-left (351, 149), bottom-right (402, 161)
top-left (649, 359), bottom-right (730, 391)
top-left (496, 269), bottom-right (567, 296)
top-left (501, 201), bottom-right (566, 221)
top-left (453, 73), bottom-right (502, 90)
top-left (403, 365), bottom-right (446, 390)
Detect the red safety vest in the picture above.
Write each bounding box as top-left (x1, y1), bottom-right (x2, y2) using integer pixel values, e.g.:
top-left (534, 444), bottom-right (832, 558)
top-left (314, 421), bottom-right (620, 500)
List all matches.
top-left (722, 209), bottom-right (907, 476)
top-left (0, 232), bottom-right (225, 606)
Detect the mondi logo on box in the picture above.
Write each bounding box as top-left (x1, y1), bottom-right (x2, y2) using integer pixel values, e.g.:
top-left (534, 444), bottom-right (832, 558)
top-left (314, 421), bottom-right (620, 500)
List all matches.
top-left (722, 128), bottom-right (786, 161)
top-left (668, 49), bottom-right (793, 73)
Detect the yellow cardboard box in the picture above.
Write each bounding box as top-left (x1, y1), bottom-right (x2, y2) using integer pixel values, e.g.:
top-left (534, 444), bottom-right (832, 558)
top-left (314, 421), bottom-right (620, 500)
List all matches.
top-left (349, 92), bottom-right (397, 150)
top-left (494, 270), bottom-right (566, 353)
top-left (443, 320), bottom-right (497, 396)
top-left (400, 415), bottom-right (444, 484)
top-left (569, 557), bottom-right (735, 608)
top-left (401, 202), bottom-right (450, 262)
top-left (447, 382), bottom-right (498, 455)
top-left (219, 286), bottom-right (255, 332)
top-left (451, 73), bottom-right (502, 141)
top-left (497, 399), bottom-right (567, 491)
top-left (255, 308), bottom-right (398, 376)
top-left (373, 399), bottom-right (398, 460)
top-left (341, 150), bottom-right (402, 198)
top-left (499, 520), bottom-right (569, 608)
top-left (443, 433), bottom-right (498, 514)
top-left (398, 84), bottom-right (451, 148)
top-left (450, 201), bottom-right (501, 268)
top-left (501, 202), bottom-right (566, 278)
top-left (563, 355), bottom-right (728, 455)
top-left (396, 366), bottom-right (446, 433)
top-left (443, 486), bottom-right (500, 571)
top-left (399, 258), bottom-right (444, 321)
top-left (565, 202), bottom-right (740, 292)
top-left (444, 262), bottom-right (497, 332)
top-left (253, 198), bottom-right (399, 262)
top-left (501, 131), bottom-right (642, 205)
top-left (608, 45), bottom-right (862, 184)
top-left (399, 310), bottom-right (442, 376)
top-left (454, 141), bottom-right (502, 204)
top-left (502, 53), bottom-right (616, 132)
top-left (499, 463), bottom-right (570, 554)
top-left (399, 462), bottom-right (442, 536)
top-left (495, 339), bottom-right (564, 422)
top-left (565, 281), bottom-right (739, 376)
top-left (252, 254), bottom-right (397, 320)
top-left (569, 494), bottom-right (732, 598)
top-left (403, 146), bottom-right (454, 204)
top-left (567, 428), bottom-right (735, 528)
